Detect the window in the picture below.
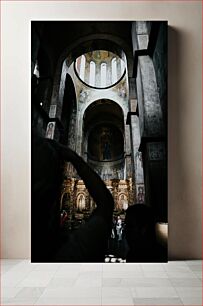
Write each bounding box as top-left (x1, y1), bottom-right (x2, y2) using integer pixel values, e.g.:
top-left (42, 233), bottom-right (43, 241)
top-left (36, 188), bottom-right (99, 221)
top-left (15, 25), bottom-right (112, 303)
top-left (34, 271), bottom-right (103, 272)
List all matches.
top-left (100, 63), bottom-right (107, 87)
top-left (75, 51), bottom-right (126, 89)
top-left (89, 61), bottom-right (96, 86)
top-left (80, 55), bottom-right (86, 80)
top-left (111, 58), bottom-right (117, 84)
top-left (120, 58), bottom-right (125, 75)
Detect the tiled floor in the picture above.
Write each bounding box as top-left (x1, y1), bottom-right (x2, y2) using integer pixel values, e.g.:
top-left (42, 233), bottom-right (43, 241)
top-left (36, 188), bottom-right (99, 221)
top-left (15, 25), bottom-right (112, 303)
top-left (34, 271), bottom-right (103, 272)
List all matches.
top-left (1, 260), bottom-right (202, 305)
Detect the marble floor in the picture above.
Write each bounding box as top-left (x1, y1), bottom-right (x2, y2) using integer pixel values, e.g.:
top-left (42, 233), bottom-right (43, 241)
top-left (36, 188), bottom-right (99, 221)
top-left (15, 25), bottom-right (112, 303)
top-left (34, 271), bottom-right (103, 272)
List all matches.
top-left (1, 260), bottom-right (202, 305)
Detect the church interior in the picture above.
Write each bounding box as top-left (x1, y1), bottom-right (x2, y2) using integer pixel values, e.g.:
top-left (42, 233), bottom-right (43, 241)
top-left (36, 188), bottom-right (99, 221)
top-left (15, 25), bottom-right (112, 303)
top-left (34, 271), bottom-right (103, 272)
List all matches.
top-left (32, 21), bottom-right (168, 262)
top-left (1, 1), bottom-right (202, 303)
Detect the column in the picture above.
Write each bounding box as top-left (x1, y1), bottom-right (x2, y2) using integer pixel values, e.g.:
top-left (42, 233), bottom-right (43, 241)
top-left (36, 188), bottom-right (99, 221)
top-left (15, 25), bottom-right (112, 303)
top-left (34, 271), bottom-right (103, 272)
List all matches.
top-left (132, 21), bottom-right (167, 222)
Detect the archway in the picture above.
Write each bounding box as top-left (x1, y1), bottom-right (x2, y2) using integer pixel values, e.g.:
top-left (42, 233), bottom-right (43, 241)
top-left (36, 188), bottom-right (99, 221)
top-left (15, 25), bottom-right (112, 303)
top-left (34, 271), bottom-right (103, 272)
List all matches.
top-left (51, 35), bottom-right (132, 119)
top-left (83, 99), bottom-right (125, 181)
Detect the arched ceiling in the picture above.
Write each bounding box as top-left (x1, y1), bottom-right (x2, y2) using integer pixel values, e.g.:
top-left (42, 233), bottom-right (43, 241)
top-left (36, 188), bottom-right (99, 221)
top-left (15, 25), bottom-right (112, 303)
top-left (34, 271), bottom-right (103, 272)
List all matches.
top-left (32, 21), bottom-right (134, 77)
top-left (74, 50), bottom-right (126, 89)
top-left (83, 99), bottom-right (124, 132)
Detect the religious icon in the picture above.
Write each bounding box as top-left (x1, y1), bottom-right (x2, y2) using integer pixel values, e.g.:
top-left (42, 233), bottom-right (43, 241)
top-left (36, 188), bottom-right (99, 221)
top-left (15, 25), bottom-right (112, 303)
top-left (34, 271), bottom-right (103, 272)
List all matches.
top-left (119, 194), bottom-right (128, 211)
top-left (45, 121), bottom-right (55, 139)
top-left (77, 194), bottom-right (86, 211)
top-left (100, 127), bottom-right (112, 160)
top-left (137, 186), bottom-right (145, 203)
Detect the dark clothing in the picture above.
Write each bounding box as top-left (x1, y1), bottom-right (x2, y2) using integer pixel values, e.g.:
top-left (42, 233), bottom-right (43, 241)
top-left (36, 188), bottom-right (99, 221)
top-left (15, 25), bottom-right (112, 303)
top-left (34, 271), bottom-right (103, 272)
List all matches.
top-left (125, 204), bottom-right (167, 263)
top-left (56, 214), bottom-right (109, 262)
top-left (32, 133), bottom-right (114, 262)
top-left (32, 134), bottom-right (63, 262)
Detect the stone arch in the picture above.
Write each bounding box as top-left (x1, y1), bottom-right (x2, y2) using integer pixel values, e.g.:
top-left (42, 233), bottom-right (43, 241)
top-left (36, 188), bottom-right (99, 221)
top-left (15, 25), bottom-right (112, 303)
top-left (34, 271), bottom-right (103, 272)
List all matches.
top-left (59, 36), bottom-right (132, 74)
top-left (50, 35), bottom-right (133, 110)
top-left (80, 99), bottom-right (129, 180)
top-left (76, 98), bottom-right (131, 165)
top-left (81, 93), bottom-right (128, 117)
top-left (82, 99), bottom-right (125, 157)
top-left (77, 98), bottom-right (129, 154)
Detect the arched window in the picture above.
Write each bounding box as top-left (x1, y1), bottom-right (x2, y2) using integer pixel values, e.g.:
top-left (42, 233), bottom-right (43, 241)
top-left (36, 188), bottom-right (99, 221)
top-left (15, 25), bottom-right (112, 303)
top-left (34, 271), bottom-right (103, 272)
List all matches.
top-left (80, 55), bottom-right (86, 81)
top-left (120, 58), bottom-right (125, 75)
top-left (75, 51), bottom-right (126, 89)
top-left (111, 58), bottom-right (117, 84)
top-left (89, 61), bottom-right (96, 86)
top-left (100, 63), bottom-right (107, 87)
top-left (76, 57), bottom-right (81, 73)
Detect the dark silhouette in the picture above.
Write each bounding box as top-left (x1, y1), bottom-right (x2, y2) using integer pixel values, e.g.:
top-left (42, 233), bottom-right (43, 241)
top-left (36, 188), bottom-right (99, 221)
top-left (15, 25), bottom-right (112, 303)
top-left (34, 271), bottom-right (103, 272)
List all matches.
top-left (125, 204), bottom-right (167, 262)
top-left (103, 141), bottom-right (111, 160)
top-left (32, 132), bottom-right (114, 262)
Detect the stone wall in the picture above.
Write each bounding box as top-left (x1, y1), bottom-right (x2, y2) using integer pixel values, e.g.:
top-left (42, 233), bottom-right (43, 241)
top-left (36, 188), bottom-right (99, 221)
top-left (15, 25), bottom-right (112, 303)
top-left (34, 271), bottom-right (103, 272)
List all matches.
top-left (152, 22), bottom-right (167, 131)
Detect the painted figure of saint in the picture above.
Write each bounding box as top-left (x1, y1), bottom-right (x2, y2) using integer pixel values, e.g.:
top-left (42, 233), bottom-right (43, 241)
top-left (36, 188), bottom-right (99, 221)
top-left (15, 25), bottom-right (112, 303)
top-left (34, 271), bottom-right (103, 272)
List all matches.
top-left (103, 141), bottom-right (111, 160)
top-left (46, 122), bottom-right (55, 139)
top-left (137, 186), bottom-right (145, 203)
top-left (100, 127), bottom-right (112, 160)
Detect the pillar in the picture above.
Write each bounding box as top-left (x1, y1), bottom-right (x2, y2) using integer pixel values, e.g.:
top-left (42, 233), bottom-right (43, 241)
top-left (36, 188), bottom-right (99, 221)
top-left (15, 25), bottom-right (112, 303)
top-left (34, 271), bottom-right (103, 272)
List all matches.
top-left (132, 21), bottom-right (167, 222)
